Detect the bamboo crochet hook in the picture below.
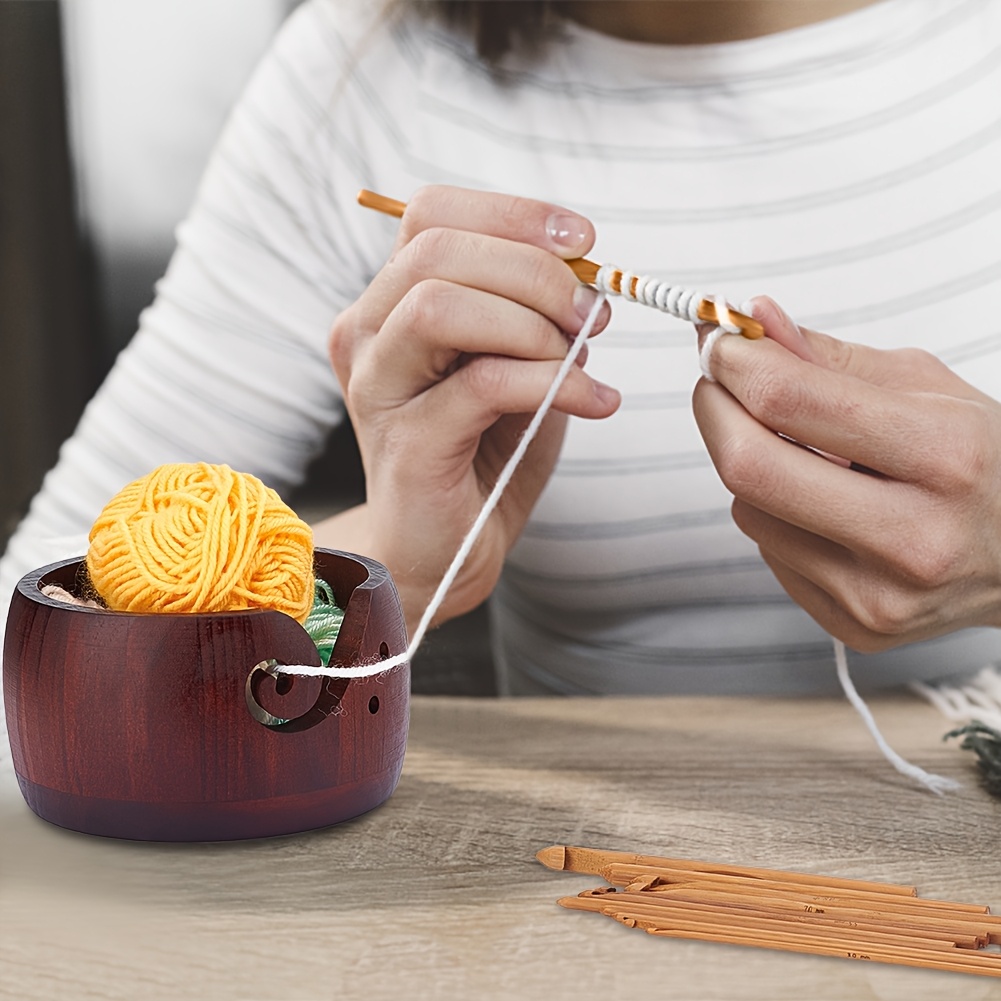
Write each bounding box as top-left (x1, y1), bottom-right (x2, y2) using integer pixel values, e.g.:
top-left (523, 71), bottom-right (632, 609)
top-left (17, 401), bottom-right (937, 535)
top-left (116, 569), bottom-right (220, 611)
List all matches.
top-left (357, 189), bottom-right (764, 339)
top-left (537, 845), bottom-right (1001, 979)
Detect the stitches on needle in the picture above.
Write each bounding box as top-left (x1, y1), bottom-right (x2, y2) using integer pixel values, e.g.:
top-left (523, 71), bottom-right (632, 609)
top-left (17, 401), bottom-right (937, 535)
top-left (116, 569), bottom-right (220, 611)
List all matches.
top-left (594, 267), bottom-right (741, 381)
top-left (594, 264), bottom-right (705, 323)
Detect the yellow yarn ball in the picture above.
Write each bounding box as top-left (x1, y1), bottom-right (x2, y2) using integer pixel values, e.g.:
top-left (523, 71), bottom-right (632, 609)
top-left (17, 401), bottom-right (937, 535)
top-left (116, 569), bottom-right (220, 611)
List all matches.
top-left (86, 462), bottom-right (315, 623)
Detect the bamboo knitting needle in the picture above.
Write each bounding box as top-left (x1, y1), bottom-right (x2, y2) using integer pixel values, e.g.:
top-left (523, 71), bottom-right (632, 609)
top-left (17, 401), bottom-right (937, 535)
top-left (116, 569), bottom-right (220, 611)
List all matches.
top-left (558, 898), bottom-right (1001, 978)
top-left (603, 872), bottom-right (1000, 938)
top-left (641, 930), bottom-right (1001, 979)
top-left (541, 846), bottom-right (1001, 977)
top-left (638, 878), bottom-right (998, 922)
top-left (536, 845), bottom-right (919, 897)
top-left (604, 863), bottom-right (924, 904)
top-left (628, 882), bottom-right (1001, 940)
top-left (356, 189), bottom-right (765, 339)
top-left (603, 863), bottom-right (997, 919)
top-left (564, 893), bottom-right (979, 951)
top-left (573, 888), bottom-right (989, 950)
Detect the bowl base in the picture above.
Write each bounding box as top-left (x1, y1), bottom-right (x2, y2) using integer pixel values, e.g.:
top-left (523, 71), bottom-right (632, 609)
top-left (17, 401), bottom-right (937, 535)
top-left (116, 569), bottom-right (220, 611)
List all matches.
top-left (15, 765), bottom-right (402, 842)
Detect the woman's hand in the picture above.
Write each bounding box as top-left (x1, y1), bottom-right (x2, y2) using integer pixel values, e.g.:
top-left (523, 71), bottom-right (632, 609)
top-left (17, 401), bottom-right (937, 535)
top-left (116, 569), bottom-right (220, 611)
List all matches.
top-left (693, 297), bottom-right (1001, 652)
top-left (323, 185), bottom-right (619, 632)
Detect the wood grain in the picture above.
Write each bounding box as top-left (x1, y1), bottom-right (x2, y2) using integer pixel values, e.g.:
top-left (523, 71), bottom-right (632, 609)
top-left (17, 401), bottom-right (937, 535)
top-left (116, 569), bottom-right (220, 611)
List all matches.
top-left (1, 695), bottom-right (997, 1000)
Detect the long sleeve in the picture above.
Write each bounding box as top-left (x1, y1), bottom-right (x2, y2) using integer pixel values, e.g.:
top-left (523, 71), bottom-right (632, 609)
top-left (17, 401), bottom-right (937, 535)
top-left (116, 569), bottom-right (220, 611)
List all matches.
top-left (0, 0), bottom-right (395, 764)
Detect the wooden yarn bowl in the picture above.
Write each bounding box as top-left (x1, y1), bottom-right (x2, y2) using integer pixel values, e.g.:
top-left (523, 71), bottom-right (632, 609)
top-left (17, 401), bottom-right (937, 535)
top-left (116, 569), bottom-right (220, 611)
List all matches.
top-left (2, 548), bottom-right (409, 841)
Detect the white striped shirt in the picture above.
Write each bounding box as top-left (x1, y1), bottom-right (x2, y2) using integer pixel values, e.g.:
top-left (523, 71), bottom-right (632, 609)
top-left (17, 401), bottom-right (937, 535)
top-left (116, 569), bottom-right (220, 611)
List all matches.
top-left (3, 0), bottom-right (1001, 722)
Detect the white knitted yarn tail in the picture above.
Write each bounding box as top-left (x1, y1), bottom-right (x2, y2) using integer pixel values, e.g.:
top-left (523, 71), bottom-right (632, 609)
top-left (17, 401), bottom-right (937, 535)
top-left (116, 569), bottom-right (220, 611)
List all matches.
top-left (912, 667), bottom-right (1001, 731)
top-left (834, 638), bottom-right (960, 794)
top-left (274, 291), bottom-right (609, 680)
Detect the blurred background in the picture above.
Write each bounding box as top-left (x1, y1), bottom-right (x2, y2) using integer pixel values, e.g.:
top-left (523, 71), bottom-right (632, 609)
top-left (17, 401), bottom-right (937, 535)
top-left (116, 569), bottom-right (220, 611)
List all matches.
top-left (1, 0), bottom-right (299, 547)
top-left (0, 0), bottom-right (493, 694)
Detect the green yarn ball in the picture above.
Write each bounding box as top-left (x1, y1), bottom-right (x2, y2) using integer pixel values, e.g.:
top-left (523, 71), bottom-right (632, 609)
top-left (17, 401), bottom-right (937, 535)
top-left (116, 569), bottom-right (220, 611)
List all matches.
top-left (302, 579), bottom-right (344, 667)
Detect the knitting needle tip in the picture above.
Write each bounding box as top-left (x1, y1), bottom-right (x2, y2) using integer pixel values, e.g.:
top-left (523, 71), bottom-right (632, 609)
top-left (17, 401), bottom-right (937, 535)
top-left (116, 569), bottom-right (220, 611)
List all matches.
top-left (536, 845), bottom-right (568, 871)
top-left (357, 189), bottom-right (406, 218)
top-left (699, 299), bottom-right (765, 340)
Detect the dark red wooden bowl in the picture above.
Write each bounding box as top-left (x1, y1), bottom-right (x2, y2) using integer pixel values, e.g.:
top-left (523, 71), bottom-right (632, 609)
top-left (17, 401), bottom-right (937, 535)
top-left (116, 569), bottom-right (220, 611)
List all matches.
top-left (3, 548), bottom-right (409, 841)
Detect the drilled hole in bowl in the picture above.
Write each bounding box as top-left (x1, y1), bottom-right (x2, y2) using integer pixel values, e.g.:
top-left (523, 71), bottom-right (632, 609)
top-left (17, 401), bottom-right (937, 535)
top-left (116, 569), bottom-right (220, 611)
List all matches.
top-left (379, 642), bottom-right (389, 659)
top-left (368, 696), bottom-right (380, 714)
top-left (274, 674), bottom-right (294, 696)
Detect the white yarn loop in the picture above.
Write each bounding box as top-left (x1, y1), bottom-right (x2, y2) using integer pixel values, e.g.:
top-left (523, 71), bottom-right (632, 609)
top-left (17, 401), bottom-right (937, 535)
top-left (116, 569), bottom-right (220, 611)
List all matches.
top-left (594, 264), bottom-right (705, 323)
top-left (274, 290), bottom-right (610, 681)
top-left (699, 296), bottom-right (745, 381)
top-left (699, 327), bottom-right (726, 382)
top-left (834, 639), bottom-right (960, 794)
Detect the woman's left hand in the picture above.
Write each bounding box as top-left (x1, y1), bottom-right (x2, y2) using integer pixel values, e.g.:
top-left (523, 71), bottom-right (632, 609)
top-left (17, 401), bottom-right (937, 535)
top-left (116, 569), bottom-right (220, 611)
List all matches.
top-left (692, 297), bottom-right (1001, 652)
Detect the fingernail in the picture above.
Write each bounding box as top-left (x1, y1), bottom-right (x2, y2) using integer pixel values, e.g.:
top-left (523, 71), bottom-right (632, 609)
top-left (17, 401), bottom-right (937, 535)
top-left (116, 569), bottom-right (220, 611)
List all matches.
top-left (573, 342), bottom-right (590, 368)
top-left (592, 379), bottom-right (620, 408)
top-left (773, 307), bottom-right (816, 363)
top-left (745, 295), bottom-right (815, 362)
top-left (546, 212), bottom-right (589, 253)
top-left (573, 285), bottom-right (611, 330)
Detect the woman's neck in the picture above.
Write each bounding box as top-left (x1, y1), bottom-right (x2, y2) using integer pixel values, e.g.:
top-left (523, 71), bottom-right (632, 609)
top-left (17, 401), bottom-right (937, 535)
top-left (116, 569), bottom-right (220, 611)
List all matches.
top-left (558, 0), bottom-right (885, 45)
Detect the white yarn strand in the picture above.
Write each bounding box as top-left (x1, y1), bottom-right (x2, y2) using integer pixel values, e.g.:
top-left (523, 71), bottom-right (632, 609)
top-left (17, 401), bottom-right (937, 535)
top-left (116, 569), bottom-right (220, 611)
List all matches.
top-left (912, 667), bottom-right (1001, 731)
top-left (834, 638), bottom-right (960, 794)
top-left (274, 291), bottom-right (609, 680)
top-left (698, 311), bottom-right (955, 794)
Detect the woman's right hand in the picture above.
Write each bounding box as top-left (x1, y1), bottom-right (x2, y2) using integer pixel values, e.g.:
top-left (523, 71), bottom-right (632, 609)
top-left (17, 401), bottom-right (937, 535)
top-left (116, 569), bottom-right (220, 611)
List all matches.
top-left (322, 185), bottom-right (619, 633)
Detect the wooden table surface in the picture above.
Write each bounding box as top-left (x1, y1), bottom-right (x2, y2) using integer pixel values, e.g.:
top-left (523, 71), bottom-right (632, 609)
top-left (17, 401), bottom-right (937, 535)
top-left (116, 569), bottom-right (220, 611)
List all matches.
top-left (2, 693), bottom-right (999, 1001)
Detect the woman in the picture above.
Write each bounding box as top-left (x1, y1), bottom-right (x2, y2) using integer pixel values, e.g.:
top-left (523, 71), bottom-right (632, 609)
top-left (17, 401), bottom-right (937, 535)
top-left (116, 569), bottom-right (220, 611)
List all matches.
top-left (3, 0), bottom-right (1000, 702)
